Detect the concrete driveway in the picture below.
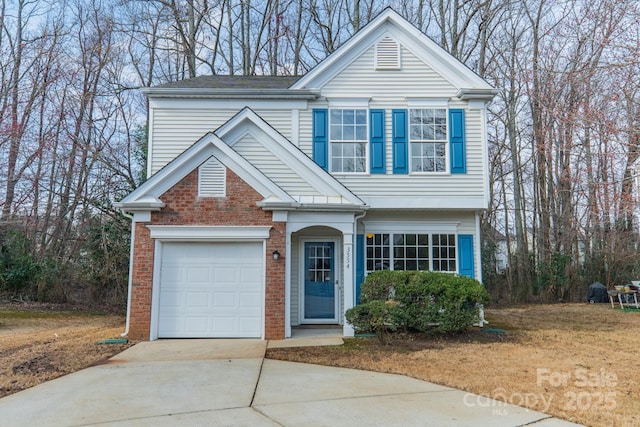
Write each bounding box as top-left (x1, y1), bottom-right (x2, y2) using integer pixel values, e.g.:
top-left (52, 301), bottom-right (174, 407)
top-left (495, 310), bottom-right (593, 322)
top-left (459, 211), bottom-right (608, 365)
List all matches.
top-left (0, 339), bottom-right (583, 427)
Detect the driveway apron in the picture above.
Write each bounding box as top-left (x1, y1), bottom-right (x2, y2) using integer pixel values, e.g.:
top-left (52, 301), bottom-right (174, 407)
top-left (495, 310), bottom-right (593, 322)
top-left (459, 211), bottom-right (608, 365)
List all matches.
top-left (0, 339), bottom-right (583, 427)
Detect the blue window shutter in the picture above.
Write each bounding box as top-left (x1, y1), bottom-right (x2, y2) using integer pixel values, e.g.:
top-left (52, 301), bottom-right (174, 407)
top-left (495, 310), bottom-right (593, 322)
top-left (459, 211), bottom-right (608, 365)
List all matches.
top-left (449, 109), bottom-right (466, 174)
top-left (369, 110), bottom-right (385, 174)
top-left (458, 234), bottom-right (475, 278)
top-left (392, 109), bottom-right (408, 174)
top-left (355, 234), bottom-right (365, 304)
top-left (312, 109), bottom-right (328, 170)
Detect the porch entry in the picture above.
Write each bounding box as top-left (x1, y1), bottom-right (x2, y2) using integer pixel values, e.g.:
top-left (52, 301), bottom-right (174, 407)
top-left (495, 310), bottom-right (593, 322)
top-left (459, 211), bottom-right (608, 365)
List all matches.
top-left (303, 241), bottom-right (338, 323)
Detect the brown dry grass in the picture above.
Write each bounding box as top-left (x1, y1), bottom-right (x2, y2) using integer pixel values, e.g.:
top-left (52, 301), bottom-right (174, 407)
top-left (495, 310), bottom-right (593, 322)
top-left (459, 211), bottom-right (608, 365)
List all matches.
top-left (267, 304), bottom-right (640, 427)
top-left (0, 303), bottom-right (134, 398)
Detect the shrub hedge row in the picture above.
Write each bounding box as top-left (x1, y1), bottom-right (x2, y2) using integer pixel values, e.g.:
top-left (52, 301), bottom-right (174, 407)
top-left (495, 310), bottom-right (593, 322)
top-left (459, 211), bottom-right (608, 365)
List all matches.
top-left (345, 270), bottom-right (489, 337)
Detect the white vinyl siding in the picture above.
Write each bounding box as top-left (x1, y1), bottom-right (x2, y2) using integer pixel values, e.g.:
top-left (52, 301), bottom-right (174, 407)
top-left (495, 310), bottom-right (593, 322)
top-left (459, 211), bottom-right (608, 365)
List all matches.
top-left (232, 133), bottom-right (320, 196)
top-left (299, 106), bottom-right (486, 204)
top-left (322, 45), bottom-right (456, 98)
top-left (150, 108), bottom-right (293, 174)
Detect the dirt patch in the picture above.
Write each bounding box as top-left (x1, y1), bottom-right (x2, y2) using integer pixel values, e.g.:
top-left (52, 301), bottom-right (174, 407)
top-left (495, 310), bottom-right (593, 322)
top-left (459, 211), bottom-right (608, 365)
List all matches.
top-left (0, 303), bottom-right (134, 398)
top-left (267, 304), bottom-right (640, 427)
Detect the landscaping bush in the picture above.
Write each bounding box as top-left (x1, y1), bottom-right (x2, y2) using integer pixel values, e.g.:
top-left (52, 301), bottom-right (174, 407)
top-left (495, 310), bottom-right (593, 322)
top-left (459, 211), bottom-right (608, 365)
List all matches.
top-left (344, 300), bottom-right (405, 339)
top-left (346, 270), bottom-right (489, 336)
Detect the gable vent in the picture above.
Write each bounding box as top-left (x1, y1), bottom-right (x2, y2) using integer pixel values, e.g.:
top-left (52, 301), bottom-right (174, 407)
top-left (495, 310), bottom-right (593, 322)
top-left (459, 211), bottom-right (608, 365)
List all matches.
top-left (375, 37), bottom-right (401, 70)
top-left (198, 156), bottom-right (226, 197)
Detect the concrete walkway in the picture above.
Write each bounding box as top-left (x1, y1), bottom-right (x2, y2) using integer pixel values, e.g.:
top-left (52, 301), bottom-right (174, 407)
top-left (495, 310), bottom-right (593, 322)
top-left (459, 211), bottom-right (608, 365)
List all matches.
top-left (0, 339), bottom-right (583, 427)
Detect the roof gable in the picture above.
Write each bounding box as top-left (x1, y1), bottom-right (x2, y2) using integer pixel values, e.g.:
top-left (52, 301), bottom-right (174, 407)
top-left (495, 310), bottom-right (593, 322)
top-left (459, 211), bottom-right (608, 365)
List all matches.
top-left (291, 8), bottom-right (493, 93)
top-left (116, 131), bottom-right (294, 211)
top-left (117, 108), bottom-right (365, 212)
top-left (215, 108), bottom-right (365, 206)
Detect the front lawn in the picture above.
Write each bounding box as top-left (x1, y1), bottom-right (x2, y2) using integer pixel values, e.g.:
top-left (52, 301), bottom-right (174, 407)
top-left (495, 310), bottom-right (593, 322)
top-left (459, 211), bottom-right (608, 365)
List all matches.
top-left (267, 304), bottom-right (640, 427)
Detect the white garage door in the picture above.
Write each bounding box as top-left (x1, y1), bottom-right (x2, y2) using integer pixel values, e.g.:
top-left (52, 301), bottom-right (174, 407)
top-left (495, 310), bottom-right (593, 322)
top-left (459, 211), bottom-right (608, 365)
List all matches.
top-left (158, 242), bottom-right (264, 338)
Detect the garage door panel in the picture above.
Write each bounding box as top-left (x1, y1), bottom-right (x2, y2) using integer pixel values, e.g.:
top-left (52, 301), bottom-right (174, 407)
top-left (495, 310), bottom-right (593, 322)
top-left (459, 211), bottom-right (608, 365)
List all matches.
top-left (187, 266), bottom-right (212, 284)
top-left (159, 291), bottom-right (183, 308)
top-left (239, 292), bottom-right (261, 308)
top-left (161, 265), bottom-right (185, 284)
top-left (158, 316), bottom-right (181, 334)
top-left (239, 317), bottom-right (261, 333)
top-left (184, 316), bottom-right (209, 333)
top-left (158, 242), bottom-right (264, 338)
top-left (212, 292), bottom-right (236, 308)
top-left (240, 267), bottom-right (262, 283)
top-left (213, 267), bottom-right (238, 284)
top-left (185, 292), bottom-right (210, 308)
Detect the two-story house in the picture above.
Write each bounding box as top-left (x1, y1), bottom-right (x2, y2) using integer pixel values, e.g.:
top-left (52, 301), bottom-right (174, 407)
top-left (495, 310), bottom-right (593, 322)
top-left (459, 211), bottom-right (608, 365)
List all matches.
top-left (116, 9), bottom-right (496, 341)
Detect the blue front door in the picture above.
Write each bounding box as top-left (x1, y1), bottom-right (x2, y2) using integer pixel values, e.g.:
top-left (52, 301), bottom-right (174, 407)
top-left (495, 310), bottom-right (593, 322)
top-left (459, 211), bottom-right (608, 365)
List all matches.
top-left (304, 242), bottom-right (336, 320)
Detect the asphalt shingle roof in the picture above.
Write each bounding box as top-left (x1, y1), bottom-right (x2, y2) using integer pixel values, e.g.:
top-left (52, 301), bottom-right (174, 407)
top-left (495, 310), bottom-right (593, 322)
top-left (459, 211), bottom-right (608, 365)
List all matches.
top-left (155, 75), bottom-right (302, 90)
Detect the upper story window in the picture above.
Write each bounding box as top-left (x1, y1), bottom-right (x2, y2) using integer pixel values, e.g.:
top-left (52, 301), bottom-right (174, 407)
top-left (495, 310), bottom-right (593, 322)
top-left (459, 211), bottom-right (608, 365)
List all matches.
top-left (409, 108), bottom-right (447, 173)
top-left (330, 109), bottom-right (368, 173)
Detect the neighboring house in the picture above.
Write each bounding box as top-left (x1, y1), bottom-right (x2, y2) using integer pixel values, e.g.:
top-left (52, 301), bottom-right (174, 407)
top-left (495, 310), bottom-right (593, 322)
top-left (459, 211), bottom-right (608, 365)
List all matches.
top-left (116, 8), bottom-right (496, 341)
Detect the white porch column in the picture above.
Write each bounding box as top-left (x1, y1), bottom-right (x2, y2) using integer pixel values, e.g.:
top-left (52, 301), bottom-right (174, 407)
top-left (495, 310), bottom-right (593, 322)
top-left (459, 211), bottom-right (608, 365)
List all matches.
top-left (285, 230), bottom-right (292, 338)
top-left (342, 232), bottom-right (355, 337)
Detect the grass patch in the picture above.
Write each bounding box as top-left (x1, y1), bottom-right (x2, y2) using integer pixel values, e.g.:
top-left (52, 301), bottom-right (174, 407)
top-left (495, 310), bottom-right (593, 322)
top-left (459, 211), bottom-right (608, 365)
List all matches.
top-left (267, 304), bottom-right (640, 427)
top-left (0, 303), bottom-right (133, 398)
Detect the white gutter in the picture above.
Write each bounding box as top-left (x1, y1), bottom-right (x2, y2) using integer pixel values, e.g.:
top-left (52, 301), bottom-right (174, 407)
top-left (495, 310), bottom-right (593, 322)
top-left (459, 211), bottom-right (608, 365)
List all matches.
top-left (141, 87), bottom-right (319, 100)
top-left (120, 211), bottom-right (135, 338)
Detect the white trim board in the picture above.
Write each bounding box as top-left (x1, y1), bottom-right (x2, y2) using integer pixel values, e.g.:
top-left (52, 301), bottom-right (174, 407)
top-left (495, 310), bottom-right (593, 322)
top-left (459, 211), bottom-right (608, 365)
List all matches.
top-left (148, 225), bottom-right (271, 241)
top-left (363, 221), bottom-right (461, 233)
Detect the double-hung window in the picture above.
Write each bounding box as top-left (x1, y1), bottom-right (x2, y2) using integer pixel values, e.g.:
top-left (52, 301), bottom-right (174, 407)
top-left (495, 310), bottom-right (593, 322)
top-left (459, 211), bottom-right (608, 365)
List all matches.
top-left (409, 108), bottom-right (447, 173)
top-left (366, 232), bottom-right (456, 274)
top-left (330, 109), bottom-right (367, 173)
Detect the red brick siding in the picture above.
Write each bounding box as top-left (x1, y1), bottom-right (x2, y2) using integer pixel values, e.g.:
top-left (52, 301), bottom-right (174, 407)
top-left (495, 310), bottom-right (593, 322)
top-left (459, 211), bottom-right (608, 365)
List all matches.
top-left (129, 168), bottom-right (286, 340)
top-left (128, 223), bottom-right (154, 340)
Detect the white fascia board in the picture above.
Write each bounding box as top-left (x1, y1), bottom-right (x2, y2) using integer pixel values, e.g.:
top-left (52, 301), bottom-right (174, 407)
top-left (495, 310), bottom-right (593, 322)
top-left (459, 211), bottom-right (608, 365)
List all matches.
top-left (291, 26), bottom-right (388, 89)
top-left (119, 130), bottom-right (294, 206)
top-left (147, 107), bottom-right (155, 179)
top-left (389, 26), bottom-right (491, 90)
top-left (148, 97), bottom-right (309, 110)
top-left (142, 87), bottom-right (318, 100)
top-left (216, 108), bottom-right (365, 206)
top-left (290, 10), bottom-right (401, 89)
top-left (362, 196), bottom-right (488, 210)
top-left (148, 225), bottom-right (271, 241)
top-left (291, 9), bottom-right (493, 92)
top-left (257, 199), bottom-right (367, 213)
top-left (118, 133), bottom-right (219, 204)
top-left (210, 139), bottom-right (295, 203)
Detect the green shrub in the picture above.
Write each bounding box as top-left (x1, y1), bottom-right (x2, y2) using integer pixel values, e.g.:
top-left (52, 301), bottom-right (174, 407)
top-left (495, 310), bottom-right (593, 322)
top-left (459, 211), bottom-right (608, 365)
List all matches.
top-left (345, 300), bottom-right (405, 339)
top-left (347, 270), bottom-right (489, 336)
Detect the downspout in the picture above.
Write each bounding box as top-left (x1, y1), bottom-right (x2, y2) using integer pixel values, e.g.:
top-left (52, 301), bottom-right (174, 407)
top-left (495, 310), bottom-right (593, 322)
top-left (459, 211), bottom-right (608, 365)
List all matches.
top-left (352, 209), bottom-right (368, 303)
top-left (120, 211), bottom-right (135, 337)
